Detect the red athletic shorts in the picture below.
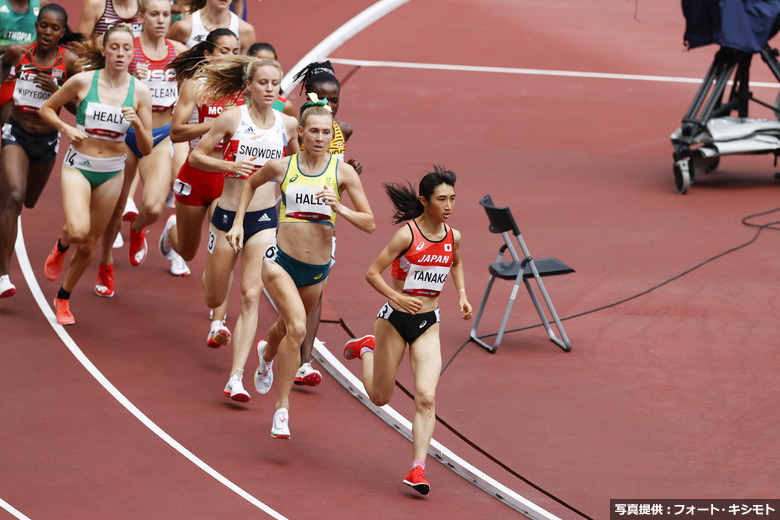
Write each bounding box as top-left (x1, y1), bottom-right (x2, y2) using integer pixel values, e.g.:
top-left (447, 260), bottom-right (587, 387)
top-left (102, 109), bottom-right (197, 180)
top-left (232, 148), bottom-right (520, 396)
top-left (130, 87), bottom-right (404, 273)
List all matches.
top-left (173, 157), bottom-right (225, 207)
top-left (0, 80), bottom-right (15, 105)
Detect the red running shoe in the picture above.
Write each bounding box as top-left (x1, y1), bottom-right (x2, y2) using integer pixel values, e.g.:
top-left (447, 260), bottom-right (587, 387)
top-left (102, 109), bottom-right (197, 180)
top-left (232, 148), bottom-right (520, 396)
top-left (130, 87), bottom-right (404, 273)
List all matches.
top-left (343, 335), bottom-right (375, 360)
top-left (53, 298), bottom-right (75, 326)
top-left (95, 263), bottom-right (114, 298)
top-left (403, 466), bottom-right (430, 495)
top-left (44, 240), bottom-right (67, 281)
top-left (129, 225), bottom-right (148, 266)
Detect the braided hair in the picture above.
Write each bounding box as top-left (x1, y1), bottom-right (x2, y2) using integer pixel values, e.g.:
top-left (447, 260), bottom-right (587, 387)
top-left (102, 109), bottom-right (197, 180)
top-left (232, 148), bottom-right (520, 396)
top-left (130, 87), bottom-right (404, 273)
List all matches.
top-left (292, 60), bottom-right (339, 96)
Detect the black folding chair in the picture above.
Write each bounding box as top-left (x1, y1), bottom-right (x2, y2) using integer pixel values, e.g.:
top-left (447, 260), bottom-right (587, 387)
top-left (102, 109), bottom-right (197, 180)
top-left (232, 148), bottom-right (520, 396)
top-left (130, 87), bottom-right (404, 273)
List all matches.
top-left (469, 195), bottom-right (574, 354)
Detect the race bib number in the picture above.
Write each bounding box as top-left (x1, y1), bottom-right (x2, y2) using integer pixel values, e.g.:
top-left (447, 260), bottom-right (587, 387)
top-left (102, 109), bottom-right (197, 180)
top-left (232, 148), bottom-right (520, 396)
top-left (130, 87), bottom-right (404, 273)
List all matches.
top-left (173, 178), bottom-right (192, 197)
top-left (207, 229), bottom-right (216, 254)
top-left (264, 242), bottom-right (278, 262)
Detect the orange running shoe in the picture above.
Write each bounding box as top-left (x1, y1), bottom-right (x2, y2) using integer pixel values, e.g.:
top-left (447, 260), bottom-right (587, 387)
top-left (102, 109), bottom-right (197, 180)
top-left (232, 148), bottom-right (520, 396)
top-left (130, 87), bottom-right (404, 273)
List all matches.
top-left (403, 466), bottom-right (430, 495)
top-left (343, 335), bottom-right (375, 360)
top-left (129, 226), bottom-right (148, 266)
top-left (95, 263), bottom-right (114, 298)
top-left (44, 240), bottom-right (67, 281)
top-left (53, 298), bottom-right (75, 326)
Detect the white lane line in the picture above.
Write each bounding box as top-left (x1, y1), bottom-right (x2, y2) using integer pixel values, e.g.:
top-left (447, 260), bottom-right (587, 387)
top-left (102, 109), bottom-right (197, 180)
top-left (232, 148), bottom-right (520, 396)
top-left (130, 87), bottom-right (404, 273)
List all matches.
top-left (327, 57), bottom-right (780, 88)
top-left (280, 0), bottom-right (410, 93)
top-left (13, 218), bottom-right (287, 520)
top-left (312, 341), bottom-right (561, 520)
top-left (0, 498), bottom-right (32, 520)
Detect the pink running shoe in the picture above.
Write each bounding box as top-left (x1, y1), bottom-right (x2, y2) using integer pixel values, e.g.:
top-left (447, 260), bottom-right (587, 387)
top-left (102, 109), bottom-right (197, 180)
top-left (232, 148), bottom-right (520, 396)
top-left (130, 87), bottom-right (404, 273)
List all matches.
top-left (343, 335), bottom-right (375, 360)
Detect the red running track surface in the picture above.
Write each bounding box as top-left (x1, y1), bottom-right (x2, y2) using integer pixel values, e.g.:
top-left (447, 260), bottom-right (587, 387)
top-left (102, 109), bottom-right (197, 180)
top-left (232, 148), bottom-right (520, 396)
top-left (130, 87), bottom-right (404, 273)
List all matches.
top-left (2, 1), bottom-right (779, 519)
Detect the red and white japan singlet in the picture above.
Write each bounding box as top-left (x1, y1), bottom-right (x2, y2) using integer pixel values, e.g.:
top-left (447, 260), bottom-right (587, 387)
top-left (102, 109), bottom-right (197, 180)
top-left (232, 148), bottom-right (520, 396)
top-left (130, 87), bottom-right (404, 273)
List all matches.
top-left (391, 219), bottom-right (454, 297)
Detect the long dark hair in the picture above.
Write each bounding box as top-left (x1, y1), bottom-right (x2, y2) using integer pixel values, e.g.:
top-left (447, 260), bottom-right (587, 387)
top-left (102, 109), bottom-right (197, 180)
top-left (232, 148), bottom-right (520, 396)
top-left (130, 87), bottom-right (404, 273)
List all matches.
top-left (166, 28), bottom-right (238, 81)
top-left (383, 165), bottom-right (457, 225)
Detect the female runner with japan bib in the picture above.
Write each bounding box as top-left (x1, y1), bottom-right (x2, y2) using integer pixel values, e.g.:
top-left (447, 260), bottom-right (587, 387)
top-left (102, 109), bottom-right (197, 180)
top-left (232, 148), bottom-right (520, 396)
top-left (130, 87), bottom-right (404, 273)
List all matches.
top-left (188, 56), bottom-right (299, 404)
top-left (342, 167), bottom-right (472, 496)
top-left (39, 24), bottom-right (153, 325)
top-left (225, 99), bottom-right (374, 439)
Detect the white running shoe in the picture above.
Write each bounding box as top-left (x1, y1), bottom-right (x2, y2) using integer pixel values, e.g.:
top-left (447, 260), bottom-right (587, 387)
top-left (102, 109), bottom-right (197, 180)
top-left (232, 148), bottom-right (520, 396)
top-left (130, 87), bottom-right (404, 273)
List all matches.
top-left (159, 214), bottom-right (175, 259)
top-left (206, 320), bottom-right (231, 349)
top-left (223, 369), bottom-right (250, 403)
top-left (112, 232), bottom-right (123, 249)
top-left (0, 275), bottom-right (16, 298)
top-left (254, 340), bottom-right (274, 394)
top-left (294, 362), bottom-right (322, 387)
top-left (271, 408), bottom-right (290, 439)
top-left (169, 251), bottom-right (191, 277)
top-left (123, 197), bottom-right (138, 221)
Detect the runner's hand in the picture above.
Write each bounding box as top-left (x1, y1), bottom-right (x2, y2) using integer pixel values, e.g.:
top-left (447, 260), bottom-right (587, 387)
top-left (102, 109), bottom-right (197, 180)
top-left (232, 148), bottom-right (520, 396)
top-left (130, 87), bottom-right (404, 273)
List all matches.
top-left (225, 225), bottom-right (244, 253)
top-left (230, 157), bottom-right (257, 178)
top-left (62, 125), bottom-right (87, 144)
top-left (33, 72), bottom-right (58, 94)
top-left (393, 293), bottom-right (424, 315)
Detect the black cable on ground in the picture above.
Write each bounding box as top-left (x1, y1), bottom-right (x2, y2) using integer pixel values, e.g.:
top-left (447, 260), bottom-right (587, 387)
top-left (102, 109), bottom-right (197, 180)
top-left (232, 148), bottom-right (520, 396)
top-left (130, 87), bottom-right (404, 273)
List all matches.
top-left (338, 206), bottom-right (780, 520)
top-left (338, 320), bottom-right (593, 519)
top-left (446, 206), bottom-right (780, 372)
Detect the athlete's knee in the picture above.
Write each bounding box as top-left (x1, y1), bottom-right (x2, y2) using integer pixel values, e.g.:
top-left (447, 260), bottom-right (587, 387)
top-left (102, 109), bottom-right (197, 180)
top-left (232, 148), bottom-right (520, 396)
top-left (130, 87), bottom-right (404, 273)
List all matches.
top-left (284, 318), bottom-right (307, 345)
top-left (143, 200), bottom-right (164, 223)
top-left (203, 291), bottom-right (225, 309)
top-left (414, 388), bottom-right (436, 412)
top-left (4, 186), bottom-right (25, 214)
top-left (370, 391), bottom-right (392, 407)
top-left (178, 244), bottom-right (198, 262)
top-left (67, 226), bottom-right (91, 245)
top-left (239, 282), bottom-right (262, 304)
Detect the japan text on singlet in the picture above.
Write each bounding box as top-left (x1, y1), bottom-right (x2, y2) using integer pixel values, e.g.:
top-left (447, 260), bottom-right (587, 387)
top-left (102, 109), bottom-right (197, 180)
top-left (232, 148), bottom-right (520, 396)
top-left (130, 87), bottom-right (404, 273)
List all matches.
top-left (128, 38), bottom-right (177, 112)
top-left (76, 70), bottom-right (135, 142)
top-left (391, 220), bottom-right (454, 297)
top-left (222, 105), bottom-right (287, 177)
top-left (279, 153), bottom-right (340, 227)
top-left (12, 43), bottom-right (68, 113)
